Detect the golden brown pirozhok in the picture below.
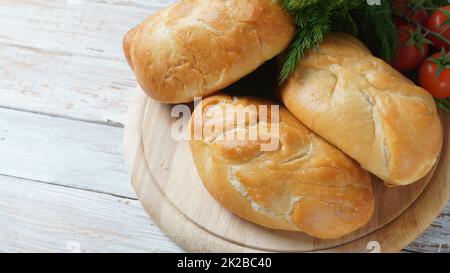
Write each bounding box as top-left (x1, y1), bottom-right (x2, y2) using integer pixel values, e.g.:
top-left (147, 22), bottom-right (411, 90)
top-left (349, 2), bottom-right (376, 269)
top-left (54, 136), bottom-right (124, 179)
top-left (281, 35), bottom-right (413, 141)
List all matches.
top-left (280, 33), bottom-right (443, 186)
top-left (123, 0), bottom-right (295, 103)
top-left (189, 95), bottom-right (374, 239)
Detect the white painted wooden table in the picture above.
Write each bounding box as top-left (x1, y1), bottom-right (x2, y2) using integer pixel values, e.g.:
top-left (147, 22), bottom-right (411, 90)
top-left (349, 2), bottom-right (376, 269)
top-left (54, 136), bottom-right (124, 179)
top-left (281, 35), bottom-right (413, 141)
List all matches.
top-left (0, 0), bottom-right (448, 253)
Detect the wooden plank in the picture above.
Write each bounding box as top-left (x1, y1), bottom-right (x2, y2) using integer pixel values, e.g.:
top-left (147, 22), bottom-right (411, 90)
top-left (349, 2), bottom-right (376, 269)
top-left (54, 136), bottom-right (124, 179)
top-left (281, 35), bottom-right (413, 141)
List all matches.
top-left (0, 107), bottom-right (133, 197)
top-left (406, 204), bottom-right (450, 253)
top-left (0, 0), bottom-right (448, 253)
top-left (0, 0), bottom-right (172, 59)
top-left (0, 98), bottom-right (448, 252)
top-left (0, 0), bottom-right (174, 125)
top-left (127, 92), bottom-right (450, 253)
top-left (0, 42), bottom-right (134, 126)
top-left (0, 174), bottom-right (182, 253)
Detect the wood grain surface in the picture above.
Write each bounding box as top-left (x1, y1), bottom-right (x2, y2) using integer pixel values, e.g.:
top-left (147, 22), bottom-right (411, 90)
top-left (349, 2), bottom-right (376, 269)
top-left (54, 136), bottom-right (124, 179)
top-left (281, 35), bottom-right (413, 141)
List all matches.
top-left (126, 90), bottom-right (450, 253)
top-left (0, 0), bottom-right (448, 252)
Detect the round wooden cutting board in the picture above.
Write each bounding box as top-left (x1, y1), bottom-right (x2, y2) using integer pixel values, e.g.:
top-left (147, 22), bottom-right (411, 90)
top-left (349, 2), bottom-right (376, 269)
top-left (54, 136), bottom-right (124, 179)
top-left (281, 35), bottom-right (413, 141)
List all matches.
top-left (124, 89), bottom-right (450, 253)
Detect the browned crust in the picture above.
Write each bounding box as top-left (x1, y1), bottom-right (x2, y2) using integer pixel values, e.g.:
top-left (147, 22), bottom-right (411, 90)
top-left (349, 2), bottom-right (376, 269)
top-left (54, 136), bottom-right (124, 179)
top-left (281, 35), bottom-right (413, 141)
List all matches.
top-left (280, 33), bottom-right (443, 186)
top-left (189, 95), bottom-right (375, 239)
top-left (123, 0), bottom-right (295, 103)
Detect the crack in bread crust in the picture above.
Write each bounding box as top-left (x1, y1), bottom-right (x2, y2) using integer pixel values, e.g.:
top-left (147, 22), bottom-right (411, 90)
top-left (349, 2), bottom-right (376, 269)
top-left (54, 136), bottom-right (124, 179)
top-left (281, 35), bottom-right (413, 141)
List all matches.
top-left (125, 0), bottom-right (295, 103)
top-left (228, 166), bottom-right (302, 222)
top-left (281, 33), bottom-right (442, 186)
top-left (189, 95), bottom-right (375, 239)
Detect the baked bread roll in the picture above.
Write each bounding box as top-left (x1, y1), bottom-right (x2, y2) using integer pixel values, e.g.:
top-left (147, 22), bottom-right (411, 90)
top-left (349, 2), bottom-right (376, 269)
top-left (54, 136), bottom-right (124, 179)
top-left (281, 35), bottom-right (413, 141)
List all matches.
top-left (280, 33), bottom-right (443, 186)
top-left (123, 0), bottom-right (295, 103)
top-left (189, 95), bottom-right (374, 239)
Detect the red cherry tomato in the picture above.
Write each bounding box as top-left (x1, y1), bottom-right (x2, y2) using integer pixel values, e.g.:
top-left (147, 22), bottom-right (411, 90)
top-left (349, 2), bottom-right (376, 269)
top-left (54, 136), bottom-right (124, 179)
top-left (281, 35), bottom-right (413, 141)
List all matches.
top-left (427, 6), bottom-right (450, 51)
top-left (393, 0), bottom-right (429, 25)
top-left (392, 25), bottom-right (430, 72)
top-left (419, 52), bottom-right (450, 99)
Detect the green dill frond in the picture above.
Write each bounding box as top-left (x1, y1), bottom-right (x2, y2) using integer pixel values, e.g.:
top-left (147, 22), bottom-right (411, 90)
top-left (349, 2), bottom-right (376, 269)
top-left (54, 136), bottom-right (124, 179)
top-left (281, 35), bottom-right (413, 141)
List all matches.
top-left (279, 0), bottom-right (337, 82)
top-left (354, 0), bottom-right (398, 62)
top-left (278, 0), bottom-right (398, 83)
top-left (424, 0), bottom-right (450, 8)
top-left (280, 0), bottom-right (320, 11)
top-left (280, 23), bottom-right (330, 82)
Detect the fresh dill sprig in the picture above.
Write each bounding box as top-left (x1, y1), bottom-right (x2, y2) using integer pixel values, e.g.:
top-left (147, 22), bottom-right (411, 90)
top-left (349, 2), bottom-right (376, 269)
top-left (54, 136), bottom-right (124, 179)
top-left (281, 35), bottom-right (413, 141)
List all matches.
top-left (279, 0), bottom-right (334, 82)
top-left (424, 0), bottom-right (450, 8)
top-left (354, 0), bottom-right (398, 62)
top-left (279, 0), bottom-right (398, 83)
